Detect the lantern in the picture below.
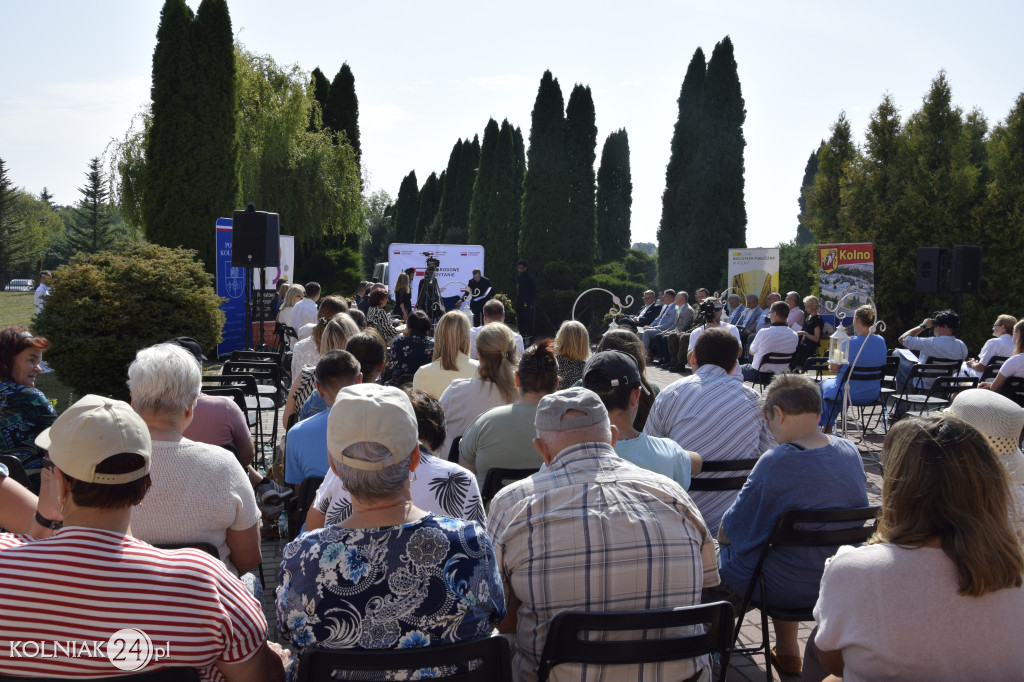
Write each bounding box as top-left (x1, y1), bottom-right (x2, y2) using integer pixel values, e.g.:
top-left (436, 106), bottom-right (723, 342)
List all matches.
top-left (828, 322), bottom-right (851, 365)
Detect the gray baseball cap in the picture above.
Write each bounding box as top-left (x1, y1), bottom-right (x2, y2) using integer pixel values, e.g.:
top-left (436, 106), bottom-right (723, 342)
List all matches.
top-left (535, 387), bottom-right (609, 432)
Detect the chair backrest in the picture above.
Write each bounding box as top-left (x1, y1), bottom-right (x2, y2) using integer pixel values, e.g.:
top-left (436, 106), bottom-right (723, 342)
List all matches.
top-left (153, 542), bottom-right (220, 559)
top-left (201, 386), bottom-right (249, 418)
top-left (0, 669), bottom-right (200, 682)
top-left (0, 454), bottom-right (31, 488)
top-left (801, 356), bottom-right (830, 381)
top-left (765, 507), bottom-right (880, 550)
top-left (687, 457), bottom-right (759, 491)
top-left (231, 348), bottom-right (284, 367)
top-left (756, 351), bottom-right (795, 374)
top-left (289, 476), bottom-right (324, 539)
top-left (482, 467), bottom-right (538, 505)
top-left (295, 636), bottom-right (512, 682)
top-left (536, 601), bottom-right (736, 682)
top-left (902, 362), bottom-right (956, 393)
top-left (881, 354), bottom-right (901, 388)
top-left (201, 373), bottom-right (259, 396)
top-left (980, 358), bottom-right (1007, 383)
top-left (931, 376), bottom-right (978, 398)
top-left (999, 377), bottom-right (1024, 407)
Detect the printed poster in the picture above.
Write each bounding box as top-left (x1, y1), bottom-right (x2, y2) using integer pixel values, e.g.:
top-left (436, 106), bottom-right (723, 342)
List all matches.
top-left (727, 248), bottom-right (780, 307)
top-left (818, 243), bottom-right (875, 346)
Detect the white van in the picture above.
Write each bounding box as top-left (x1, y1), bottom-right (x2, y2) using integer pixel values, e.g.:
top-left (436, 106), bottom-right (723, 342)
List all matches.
top-left (372, 262), bottom-right (388, 284)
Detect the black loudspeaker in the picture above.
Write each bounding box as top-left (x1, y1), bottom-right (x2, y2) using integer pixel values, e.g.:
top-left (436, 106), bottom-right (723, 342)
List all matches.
top-left (915, 247), bottom-right (949, 293)
top-left (231, 209), bottom-right (280, 267)
top-left (951, 245), bottom-right (982, 294)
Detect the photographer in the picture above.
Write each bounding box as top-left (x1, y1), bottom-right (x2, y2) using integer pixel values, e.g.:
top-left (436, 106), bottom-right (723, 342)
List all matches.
top-left (686, 297), bottom-right (742, 360)
top-left (416, 254), bottom-right (444, 323)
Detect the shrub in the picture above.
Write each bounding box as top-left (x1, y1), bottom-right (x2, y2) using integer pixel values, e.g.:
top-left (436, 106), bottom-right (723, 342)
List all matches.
top-left (34, 242), bottom-right (225, 401)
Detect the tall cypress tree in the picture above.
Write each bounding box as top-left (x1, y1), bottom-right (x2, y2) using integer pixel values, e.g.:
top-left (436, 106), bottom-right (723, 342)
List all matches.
top-left (309, 67), bottom-right (331, 130)
top-left (657, 48), bottom-right (705, 289)
top-left (513, 125), bottom-right (526, 217)
top-left (690, 35), bottom-right (746, 291)
top-left (191, 0), bottom-right (237, 267)
top-left (324, 63), bottom-right (361, 164)
top-left (565, 84), bottom-right (598, 266)
top-left (469, 118), bottom-right (520, 293)
top-left (393, 171), bottom-right (419, 244)
top-left (807, 113), bottom-right (855, 244)
top-left (415, 172), bottom-right (442, 243)
top-left (596, 129), bottom-right (632, 264)
top-left (469, 119), bottom-right (501, 245)
top-left (68, 157), bottom-right (116, 254)
top-left (795, 145), bottom-right (820, 245)
top-left (438, 137), bottom-right (477, 243)
top-left (519, 70), bottom-right (569, 270)
top-left (144, 0), bottom-right (196, 260)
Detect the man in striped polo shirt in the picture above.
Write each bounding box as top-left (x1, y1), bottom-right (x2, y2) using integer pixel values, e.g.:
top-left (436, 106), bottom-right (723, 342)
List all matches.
top-left (0, 394), bottom-right (287, 682)
top-left (645, 327), bottom-right (776, 535)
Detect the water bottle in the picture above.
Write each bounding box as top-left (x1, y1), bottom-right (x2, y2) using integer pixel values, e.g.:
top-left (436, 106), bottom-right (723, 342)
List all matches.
top-left (277, 508), bottom-right (289, 544)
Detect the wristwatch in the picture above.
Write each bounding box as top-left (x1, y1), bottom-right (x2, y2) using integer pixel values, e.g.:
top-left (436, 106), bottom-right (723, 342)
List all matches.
top-left (34, 511), bottom-right (62, 530)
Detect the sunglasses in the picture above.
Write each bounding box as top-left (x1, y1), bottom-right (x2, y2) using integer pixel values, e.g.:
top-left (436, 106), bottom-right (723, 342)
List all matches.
top-left (41, 456), bottom-right (56, 471)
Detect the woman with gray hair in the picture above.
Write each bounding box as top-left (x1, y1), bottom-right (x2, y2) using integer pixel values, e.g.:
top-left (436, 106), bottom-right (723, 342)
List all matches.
top-left (127, 343), bottom-right (262, 590)
top-left (276, 383), bottom-right (503, 666)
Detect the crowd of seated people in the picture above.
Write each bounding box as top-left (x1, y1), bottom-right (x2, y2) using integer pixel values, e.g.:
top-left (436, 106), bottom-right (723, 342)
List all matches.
top-left (6, 278), bottom-right (1024, 682)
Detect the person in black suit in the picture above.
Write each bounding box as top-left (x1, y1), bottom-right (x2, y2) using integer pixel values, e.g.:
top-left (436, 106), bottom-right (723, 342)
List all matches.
top-left (468, 269), bottom-right (494, 327)
top-left (618, 290), bottom-right (663, 331)
top-left (516, 260), bottom-right (536, 342)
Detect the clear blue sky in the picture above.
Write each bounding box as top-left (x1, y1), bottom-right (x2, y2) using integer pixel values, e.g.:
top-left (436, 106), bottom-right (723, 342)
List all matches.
top-left (3, 1), bottom-right (1022, 249)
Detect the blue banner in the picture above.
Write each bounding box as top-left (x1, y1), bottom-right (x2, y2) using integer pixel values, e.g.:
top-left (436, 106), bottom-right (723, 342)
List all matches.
top-left (216, 218), bottom-right (248, 358)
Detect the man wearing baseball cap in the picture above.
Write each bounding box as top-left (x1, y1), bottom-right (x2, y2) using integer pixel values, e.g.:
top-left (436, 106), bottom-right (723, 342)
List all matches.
top-left (0, 394), bottom-right (287, 680)
top-left (486, 386), bottom-right (719, 682)
top-left (583, 350), bottom-right (701, 489)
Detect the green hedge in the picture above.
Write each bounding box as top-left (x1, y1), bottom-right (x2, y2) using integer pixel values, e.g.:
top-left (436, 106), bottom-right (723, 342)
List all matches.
top-left (35, 242), bottom-right (225, 401)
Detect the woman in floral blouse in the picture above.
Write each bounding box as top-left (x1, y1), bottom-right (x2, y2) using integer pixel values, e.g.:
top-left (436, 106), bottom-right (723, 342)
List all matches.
top-left (383, 310), bottom-right (435, 387)
top-left (276, 384), bottom-right (503, 679)
top-left (0, 327), bottom-right (57, 477)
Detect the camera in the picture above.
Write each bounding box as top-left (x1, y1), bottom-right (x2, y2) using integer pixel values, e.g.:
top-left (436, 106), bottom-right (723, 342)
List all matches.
top-left (697, 298), bottom-right (720, 323)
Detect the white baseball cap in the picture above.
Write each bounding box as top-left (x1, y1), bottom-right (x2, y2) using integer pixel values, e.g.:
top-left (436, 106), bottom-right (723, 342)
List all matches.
top-left (327, 384), bottom-right (418, 470)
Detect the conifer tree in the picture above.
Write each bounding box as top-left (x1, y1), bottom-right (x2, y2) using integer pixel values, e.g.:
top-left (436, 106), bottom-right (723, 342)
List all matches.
top-left (689, 35), bottom-right (746, 291)
top-left (807, 112), bottom-right (855, 244)
top-left (393, 171), bottom-right (419, 243)
top-left (795, 146), bottom-right (820, 245)
top-left (513, 125), bottom-right (526, 215)
top-left (596, 129), bottom-right (632, 264)
top-left (309, 67), bottom-right (330, 130)
top-left (519, 70), bottom-right (569, 269)
top-left (190, 0), bottom-right (238, 266)
top-left (68, 157), bottom-right (116, 254)
top-left (469, 119), bottom-right (520, 292)
top-left (565, 84), bottom-right (598, 266)
top-left (437, 137), bottom-right (477, 243)
top-left (40, 187), bottom-right (55, 208)
top-left (657, 48), bottom-right (705, 289)
top-left (469, 119), bottom-right (501, 246)
top-left (415, 172), bottom-right (442, 243)
top-left (144, 0), bottom-right (196, 259)
top-left (324, 63), bottom-right (361, 164)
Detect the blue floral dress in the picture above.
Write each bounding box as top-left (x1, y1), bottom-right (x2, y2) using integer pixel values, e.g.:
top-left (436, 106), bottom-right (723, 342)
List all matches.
top-left (0, 381), bottom-right (56, 470)
top-left (276, 514), bottom-right (505, 680)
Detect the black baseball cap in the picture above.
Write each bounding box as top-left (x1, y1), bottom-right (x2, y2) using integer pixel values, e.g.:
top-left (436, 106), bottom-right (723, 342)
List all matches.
top-left (168, 336), bottom-right (207, 363)
top-left (582, 350), bottom-right (650, 395)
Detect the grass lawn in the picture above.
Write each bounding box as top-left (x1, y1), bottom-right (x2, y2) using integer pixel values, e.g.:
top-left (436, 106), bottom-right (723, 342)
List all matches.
top-left (1, 291), bottom-right (76, 413)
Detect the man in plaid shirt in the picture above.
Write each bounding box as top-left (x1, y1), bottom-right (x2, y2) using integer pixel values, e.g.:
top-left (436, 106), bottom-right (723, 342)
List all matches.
top-left (487, 387), bottom-right (719, 682)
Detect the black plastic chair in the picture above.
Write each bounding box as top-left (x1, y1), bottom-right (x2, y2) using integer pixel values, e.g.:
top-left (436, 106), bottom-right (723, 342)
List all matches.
top-left (980, 357), bottom-right (1008, 384)
top-left (0, 454), bottom-right (32, 488)
top-left (998, 376), bottom-right (1024, 407)
top-left (201, 386), bottom-right (257, 430)
top-left (801, 356), bottom-right (830, 382)
top-left (295, 636), bottom-right (512, 682)
top-left (821, 364), bottom-right (886, 435)
top-left (733, 506), bottom-right (880, 682)
top-left (687, 458), bottom-right (759, 492)
top-left (537, 601), bottom-right (736, 682)
top-left (481, 467), bottom-right (537, 506)
top-left (153, 542), bottom-right (220, 559)
top-left (754, 351), bottom-right (795, 392)
top-left (288, 475), bottom-right (324, 540)
top-left (888, 362), bottom-right (957, 416)
top-left (0, 668), bottom-right (200, 681)
top-left (201, 373), bottom-right (270, 464)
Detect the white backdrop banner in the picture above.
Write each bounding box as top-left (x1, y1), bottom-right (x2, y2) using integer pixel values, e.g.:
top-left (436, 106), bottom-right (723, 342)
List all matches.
top-left (387, 243), bottom-right (485, 303)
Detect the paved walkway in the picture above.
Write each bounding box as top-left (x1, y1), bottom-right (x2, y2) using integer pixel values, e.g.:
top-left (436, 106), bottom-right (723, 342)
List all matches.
top-left (258, 362), bottom-right (886, 680)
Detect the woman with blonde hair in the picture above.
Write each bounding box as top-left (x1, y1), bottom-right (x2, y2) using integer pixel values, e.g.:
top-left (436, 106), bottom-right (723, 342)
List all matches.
top-left (962, 314), bottom-right (1016, 378)
top-left (290, 295), bottom-right (348, 383)
top-left (554, 320), bottom-right (591, 387)
top-left (981, 318), bottom-right (1024, 394)
top-left (810, 415), bottom-right (1024, 680)
top-left (283, 313), bottom-right (359, 428)
top-left (413, 311), bottom-right (478, 399)
top-left (438, 323), bottom-right (518, 459)
top-left (277, 284), bottom-right (305, 327)
top-left (394, 272), bottom-right (412, 322)
top-left (793, 295), bottom-right (824, 368)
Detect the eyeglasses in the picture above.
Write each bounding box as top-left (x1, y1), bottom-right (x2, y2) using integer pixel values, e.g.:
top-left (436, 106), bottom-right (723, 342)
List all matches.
top-left (41, 456), bottom-right (56, 471)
